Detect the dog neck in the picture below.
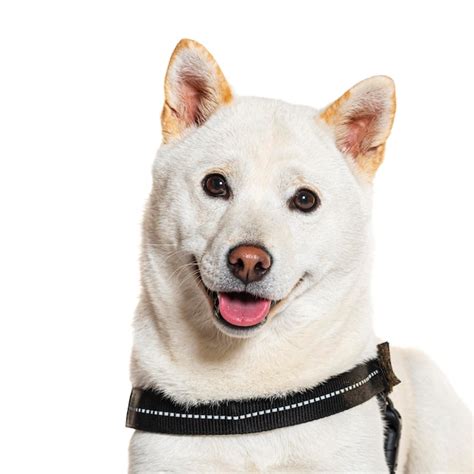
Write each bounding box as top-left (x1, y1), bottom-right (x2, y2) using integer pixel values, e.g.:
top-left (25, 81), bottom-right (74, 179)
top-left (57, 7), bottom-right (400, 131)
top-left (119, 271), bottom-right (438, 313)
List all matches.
top-left (131, 243), bottom-right (377, 405)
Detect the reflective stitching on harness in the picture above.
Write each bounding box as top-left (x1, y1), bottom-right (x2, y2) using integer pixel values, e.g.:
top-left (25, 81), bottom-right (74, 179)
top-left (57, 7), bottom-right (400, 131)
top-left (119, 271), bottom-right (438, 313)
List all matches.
top-left (128, 370), bottom-right (379, 421)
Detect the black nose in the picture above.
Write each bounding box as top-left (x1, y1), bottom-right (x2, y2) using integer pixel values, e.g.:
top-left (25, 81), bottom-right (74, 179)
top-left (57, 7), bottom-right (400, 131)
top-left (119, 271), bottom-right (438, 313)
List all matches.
top-left (227, 245), bottom-right (272, 284)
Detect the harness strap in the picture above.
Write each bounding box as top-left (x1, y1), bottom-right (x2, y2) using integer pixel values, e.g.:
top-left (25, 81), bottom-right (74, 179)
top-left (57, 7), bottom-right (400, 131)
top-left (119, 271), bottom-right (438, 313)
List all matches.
top-left (378, 393), bottom-right (402, 474)
top-left (126, 342), bottom-right (401, 469)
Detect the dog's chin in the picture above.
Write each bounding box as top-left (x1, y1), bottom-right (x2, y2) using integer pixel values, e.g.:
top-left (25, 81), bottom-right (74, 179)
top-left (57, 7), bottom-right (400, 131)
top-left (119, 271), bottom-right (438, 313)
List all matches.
top-left (192, 257), bottom-right (303, 339)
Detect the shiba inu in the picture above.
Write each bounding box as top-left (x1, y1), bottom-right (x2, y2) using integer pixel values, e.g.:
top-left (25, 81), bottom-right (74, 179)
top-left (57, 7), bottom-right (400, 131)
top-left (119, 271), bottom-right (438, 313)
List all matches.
top-left (128, 39), bottom-right (472, 472)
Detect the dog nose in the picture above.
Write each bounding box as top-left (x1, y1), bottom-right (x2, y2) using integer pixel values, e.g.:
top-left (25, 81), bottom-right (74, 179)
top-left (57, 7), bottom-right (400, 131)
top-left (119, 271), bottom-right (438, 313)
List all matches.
top-left (227, 245), bottom-right (272, 284)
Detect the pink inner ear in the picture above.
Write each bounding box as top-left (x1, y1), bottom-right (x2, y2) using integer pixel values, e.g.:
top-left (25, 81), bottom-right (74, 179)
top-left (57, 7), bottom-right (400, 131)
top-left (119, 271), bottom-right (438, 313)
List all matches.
top-left (176, 70), bottom-right (213, 127)
top-left (180, 82), bottom-right (200, 126)
top-left (341, 115), bottom-right (375, 156)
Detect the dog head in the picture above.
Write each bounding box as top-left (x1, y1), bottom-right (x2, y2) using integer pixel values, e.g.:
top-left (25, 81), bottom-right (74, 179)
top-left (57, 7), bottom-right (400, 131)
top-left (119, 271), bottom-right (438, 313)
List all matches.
top-left (144, 39), bottom-right (395, 339)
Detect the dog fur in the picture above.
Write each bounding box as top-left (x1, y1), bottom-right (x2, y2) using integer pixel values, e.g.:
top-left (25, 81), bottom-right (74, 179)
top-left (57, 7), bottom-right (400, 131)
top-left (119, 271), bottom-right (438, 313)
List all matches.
top-left (128, 39), bottom-right (473, 472)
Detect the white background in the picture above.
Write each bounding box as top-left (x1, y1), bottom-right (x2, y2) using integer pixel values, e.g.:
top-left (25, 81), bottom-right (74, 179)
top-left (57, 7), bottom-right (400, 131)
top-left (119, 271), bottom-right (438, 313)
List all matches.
top-left (1, 1), bottom-right (472, 472)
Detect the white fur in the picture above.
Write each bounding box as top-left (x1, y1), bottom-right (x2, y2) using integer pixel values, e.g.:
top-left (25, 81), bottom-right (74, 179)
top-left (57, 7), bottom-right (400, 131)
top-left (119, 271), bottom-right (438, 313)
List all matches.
top-left (128, 48), bottom-right (473, 472)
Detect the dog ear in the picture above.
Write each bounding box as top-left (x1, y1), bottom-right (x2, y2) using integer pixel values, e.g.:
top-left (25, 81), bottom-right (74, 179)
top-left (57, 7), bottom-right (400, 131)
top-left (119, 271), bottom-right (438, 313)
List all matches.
top-left (161, 39), bottom-right (233, 143)
top-left (320, 76), bottom-right (396, 178)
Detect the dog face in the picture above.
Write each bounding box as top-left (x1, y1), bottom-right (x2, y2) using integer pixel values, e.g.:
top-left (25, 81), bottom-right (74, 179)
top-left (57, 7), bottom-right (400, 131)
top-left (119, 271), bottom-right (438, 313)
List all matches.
top-left (147, 39), bottom-right (395, 339)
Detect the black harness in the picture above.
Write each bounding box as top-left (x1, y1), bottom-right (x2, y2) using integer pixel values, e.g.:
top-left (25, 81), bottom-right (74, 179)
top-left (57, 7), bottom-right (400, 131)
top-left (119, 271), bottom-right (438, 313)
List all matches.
top-left (127, 342), bottom-right (402, 472)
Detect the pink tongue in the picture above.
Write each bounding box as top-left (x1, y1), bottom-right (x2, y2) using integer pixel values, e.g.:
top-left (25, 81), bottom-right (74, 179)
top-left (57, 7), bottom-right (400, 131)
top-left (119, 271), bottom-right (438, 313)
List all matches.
top-left (218, 292), bottom-right (271, 327)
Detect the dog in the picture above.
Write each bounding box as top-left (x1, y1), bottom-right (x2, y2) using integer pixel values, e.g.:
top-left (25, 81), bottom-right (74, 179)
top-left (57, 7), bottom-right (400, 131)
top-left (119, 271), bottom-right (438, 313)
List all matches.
top-left (128, 39), bottom-right (472, 472)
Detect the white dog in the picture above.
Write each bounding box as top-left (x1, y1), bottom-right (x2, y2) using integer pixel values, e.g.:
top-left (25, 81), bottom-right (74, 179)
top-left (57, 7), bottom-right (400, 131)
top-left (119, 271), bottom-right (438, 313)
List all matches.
top-left (128, 39), bottom-right (472, 472)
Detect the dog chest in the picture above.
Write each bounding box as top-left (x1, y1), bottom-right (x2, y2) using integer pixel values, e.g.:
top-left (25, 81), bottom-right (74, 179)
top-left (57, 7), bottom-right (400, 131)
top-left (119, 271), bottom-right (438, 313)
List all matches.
top-left (129, 397), bottom-right (388, 472)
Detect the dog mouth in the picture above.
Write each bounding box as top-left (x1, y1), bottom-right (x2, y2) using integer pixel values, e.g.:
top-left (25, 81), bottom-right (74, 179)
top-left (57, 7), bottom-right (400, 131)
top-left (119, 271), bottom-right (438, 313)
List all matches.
top-left (211, 291), bottom-right (276, 329)
top-left (192, 258), bottom-right (277, 331)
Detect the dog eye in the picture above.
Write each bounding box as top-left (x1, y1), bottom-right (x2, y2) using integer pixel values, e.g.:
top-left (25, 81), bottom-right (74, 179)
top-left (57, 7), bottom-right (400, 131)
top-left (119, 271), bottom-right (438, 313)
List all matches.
top-left (290, 188), bottom-right (320, 213)
top-left (202, 173), bottom-right (230, 199)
